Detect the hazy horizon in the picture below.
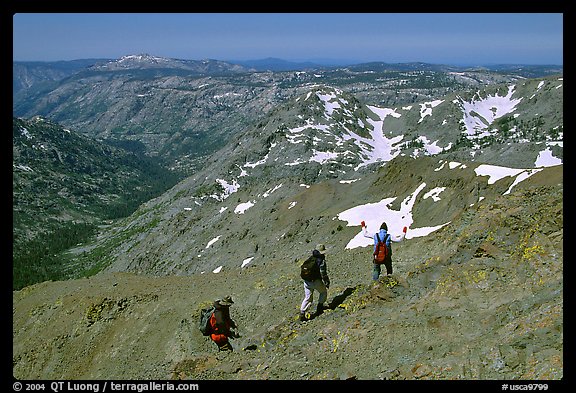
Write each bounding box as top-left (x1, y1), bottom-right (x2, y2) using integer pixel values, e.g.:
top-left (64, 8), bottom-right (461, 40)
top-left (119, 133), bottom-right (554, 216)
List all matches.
top-left (13, 13), bottom-right (563, 66)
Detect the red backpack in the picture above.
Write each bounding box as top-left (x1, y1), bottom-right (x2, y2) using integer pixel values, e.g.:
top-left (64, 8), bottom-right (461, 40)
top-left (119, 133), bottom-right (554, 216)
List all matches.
top-left (373, 233), bottom-right (390, 264)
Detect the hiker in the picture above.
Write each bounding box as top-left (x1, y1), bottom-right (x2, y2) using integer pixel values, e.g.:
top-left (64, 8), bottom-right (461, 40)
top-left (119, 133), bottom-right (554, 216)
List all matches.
top-left (209, 296), bottom-right (240, 351)
top-left (299, 244), bottom-right (330, 322)
top-left (362, 221), bottom-right (407, 280)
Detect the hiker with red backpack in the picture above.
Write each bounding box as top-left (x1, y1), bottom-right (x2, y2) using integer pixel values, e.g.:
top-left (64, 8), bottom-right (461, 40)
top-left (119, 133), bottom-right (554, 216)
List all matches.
top-left (208, 296), bottom-right (240, 351)
top-left (362, 221), bottom-right (407, 280)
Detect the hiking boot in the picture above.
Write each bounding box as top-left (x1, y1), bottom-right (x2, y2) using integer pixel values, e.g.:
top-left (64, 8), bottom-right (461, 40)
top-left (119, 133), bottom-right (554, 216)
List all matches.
top-left (299, 312), bottom-right (307, 322)
top-left (218, 342), bottom-right (233, 351)
top-left (315, 304), bottom-right (325, 316)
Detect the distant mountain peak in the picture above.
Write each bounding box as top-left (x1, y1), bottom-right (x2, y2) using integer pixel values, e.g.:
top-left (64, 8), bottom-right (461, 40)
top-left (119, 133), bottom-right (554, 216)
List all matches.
top-left (118, 53), bottom-right (169, 63)
top-left (89, 54), bottom-right (250, 74)
top-left (97, 54), bottom-right (177, 70)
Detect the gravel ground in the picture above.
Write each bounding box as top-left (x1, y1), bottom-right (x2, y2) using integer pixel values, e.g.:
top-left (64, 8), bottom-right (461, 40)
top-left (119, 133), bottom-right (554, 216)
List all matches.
top-left (13, 176), bottom-right (563, 381)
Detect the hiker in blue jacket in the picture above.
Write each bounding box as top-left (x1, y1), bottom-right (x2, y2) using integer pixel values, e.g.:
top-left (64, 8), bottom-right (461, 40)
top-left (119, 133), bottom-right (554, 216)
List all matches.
top-left (362, 221), bottom-right (407, 280)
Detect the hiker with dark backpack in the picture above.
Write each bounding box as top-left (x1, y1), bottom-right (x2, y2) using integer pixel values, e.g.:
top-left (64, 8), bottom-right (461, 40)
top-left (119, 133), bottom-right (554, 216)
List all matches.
top-left (299, 244), bottom-right (330, 322)
top-left (362, 221), bottom-right (407, 280)
top-left (205, 296), bottom-right (239, 351)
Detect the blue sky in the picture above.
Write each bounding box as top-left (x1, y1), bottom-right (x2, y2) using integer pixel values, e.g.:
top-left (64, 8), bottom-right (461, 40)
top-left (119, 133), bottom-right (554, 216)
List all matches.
top-left (13, 13), bottom-right (563, 65)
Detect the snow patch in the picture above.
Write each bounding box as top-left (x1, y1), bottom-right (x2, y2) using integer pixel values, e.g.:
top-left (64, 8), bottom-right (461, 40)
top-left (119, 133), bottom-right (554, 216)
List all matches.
top-left (423, 187), bottom-right (446, 202)
top-left (241, 257), bottom-right (254, 268)
top-left (418, 100), bottom-right (444, 123)
top-left (212, 179), bottom-right (240, 201)
top-left (534, 147), bottom-right (562, 167)
top-left (234, 201), bottom-right (255, 214)
top-left (338, 183), bottom-right (438, 249)
top-left (459, 85), bottom-right (522, 136)
top-left (206, 236), bottom-right (221, 249)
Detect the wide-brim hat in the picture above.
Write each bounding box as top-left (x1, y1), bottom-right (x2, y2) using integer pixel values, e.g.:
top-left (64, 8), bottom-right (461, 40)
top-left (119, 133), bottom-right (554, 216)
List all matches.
top-left (216, 295), bottom-right (234, 306)
top-left (315, 244), bottom-right (327, 253)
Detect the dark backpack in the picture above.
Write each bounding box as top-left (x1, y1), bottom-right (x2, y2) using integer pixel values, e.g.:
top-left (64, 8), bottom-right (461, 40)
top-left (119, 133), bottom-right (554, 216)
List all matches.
top-left (198, 306), bottom-right (215, 336)
top-left (300, 255), bottom-right (321, 281)
top-left (373, 233), bottom-right (391, 264)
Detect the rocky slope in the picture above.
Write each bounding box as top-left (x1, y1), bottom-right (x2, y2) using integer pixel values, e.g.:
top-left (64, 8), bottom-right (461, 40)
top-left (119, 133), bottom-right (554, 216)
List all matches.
top-left (13, 116), bottom-right (179, 234)
top-left (62, 77), bottom-right (563, 279)
top-left (13, 72), bottom-right (562, 290)
top-left (12, 165), bottom-right (563, 380)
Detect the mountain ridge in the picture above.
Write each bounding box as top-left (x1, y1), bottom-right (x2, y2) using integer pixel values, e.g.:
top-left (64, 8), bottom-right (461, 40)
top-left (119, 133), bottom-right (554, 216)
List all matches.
top-left (13, 55), bottom-right (562, 172)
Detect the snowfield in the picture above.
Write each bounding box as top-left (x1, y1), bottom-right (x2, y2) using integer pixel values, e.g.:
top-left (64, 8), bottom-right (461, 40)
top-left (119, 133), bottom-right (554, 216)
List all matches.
top-left (338, 153), bottom-right (561, 250)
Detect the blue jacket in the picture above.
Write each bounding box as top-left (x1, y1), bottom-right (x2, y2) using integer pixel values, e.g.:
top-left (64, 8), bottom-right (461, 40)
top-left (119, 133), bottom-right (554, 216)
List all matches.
top-left (373, 229), bottom-right (391, 253)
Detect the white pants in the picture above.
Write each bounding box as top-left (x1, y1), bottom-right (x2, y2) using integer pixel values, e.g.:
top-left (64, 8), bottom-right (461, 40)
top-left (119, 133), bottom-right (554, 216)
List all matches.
top-left (300, 279), bottom-right (327, 313)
